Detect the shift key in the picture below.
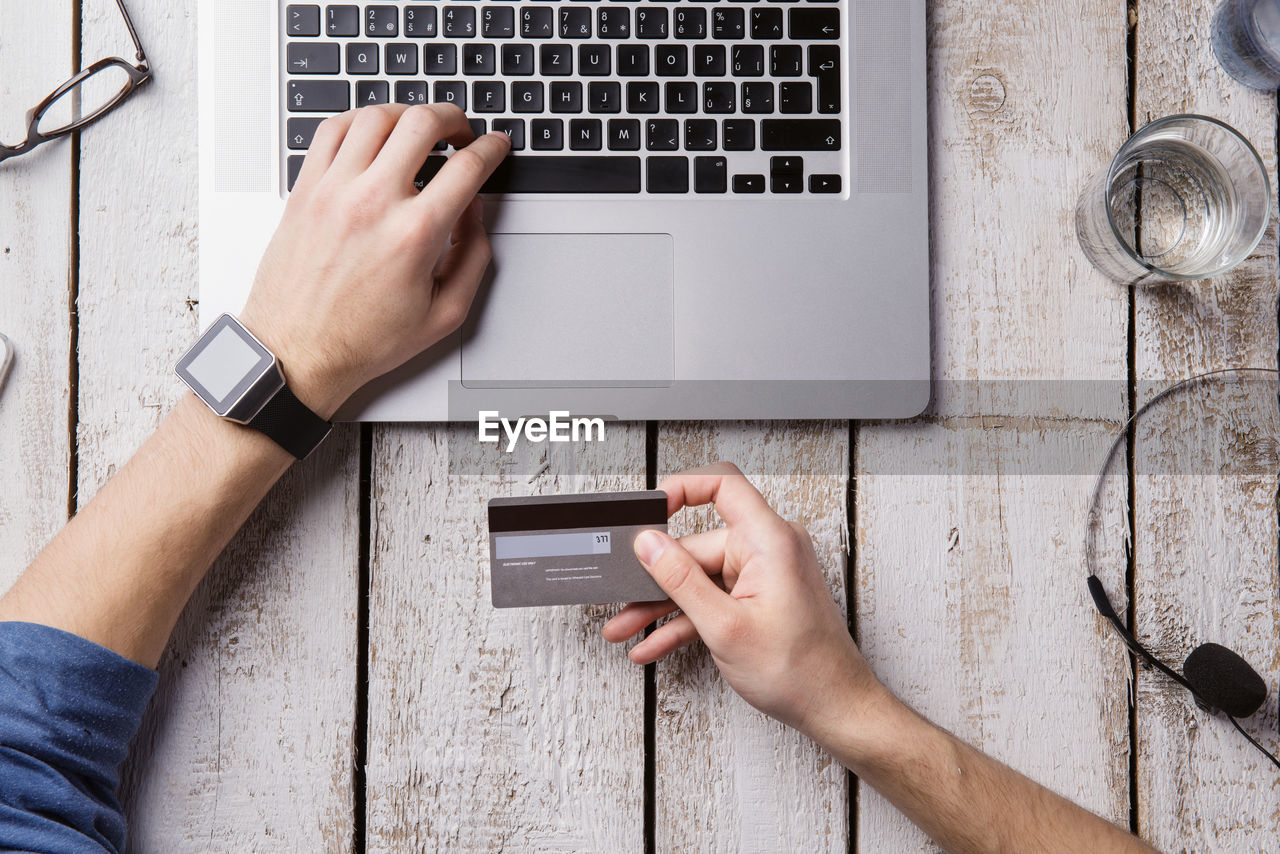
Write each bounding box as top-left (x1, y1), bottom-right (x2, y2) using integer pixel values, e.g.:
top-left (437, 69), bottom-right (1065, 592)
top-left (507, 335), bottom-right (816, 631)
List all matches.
top-left (761, 119), bottom-right (840, 151)
top-left (287, 80), bottom-right (350, 112)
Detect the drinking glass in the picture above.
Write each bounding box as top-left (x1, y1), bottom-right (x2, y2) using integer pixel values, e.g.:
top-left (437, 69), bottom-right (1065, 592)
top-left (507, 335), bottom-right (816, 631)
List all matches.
top-left (1075, 115), bottom-right (1271, 287)
top-left (1212, 0), bottom-right (1280, 89)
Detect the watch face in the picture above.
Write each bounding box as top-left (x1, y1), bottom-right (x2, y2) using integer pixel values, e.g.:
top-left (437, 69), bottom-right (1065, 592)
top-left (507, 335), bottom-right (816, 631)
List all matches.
top-left (176, 315), bottom-right (276, 417)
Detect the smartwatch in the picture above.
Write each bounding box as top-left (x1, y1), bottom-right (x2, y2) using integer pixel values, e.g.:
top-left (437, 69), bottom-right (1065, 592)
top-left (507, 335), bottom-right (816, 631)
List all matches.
top-left (175, 314), bottom-right (332, 459)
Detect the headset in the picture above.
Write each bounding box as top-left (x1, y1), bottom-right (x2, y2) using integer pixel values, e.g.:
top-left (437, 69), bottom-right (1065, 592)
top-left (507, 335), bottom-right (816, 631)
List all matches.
top-left (1086, 367), bottom-right (1280, 771)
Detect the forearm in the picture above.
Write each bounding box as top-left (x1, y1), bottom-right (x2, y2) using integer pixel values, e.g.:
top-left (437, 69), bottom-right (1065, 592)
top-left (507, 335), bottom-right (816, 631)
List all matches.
top-left (0, 394), bottom-right (296, 667)
top-left (813, 690), bottom-right (1156, 854)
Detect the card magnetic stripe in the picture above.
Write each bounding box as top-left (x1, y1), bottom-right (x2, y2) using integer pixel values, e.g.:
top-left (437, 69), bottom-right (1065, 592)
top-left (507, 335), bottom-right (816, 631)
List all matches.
top-left (488, 495), bottom-right (667, 533)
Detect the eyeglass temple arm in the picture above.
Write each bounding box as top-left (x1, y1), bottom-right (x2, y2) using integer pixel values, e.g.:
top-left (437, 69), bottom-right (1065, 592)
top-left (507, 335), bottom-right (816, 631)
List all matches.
top-left (114, 0), bottom-right (149, 66)
top-left (1086, 574), bottom-right (1197, 694)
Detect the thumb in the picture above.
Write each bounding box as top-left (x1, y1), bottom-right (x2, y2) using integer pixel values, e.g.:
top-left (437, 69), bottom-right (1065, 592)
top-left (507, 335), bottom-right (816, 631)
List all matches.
top-left (634, 530), bottom-right (732, 627)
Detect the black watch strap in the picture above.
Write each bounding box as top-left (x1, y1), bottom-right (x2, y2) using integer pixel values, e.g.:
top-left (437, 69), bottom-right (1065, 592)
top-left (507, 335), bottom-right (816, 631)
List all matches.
top-left (248, 383), bottom-right (332, 459)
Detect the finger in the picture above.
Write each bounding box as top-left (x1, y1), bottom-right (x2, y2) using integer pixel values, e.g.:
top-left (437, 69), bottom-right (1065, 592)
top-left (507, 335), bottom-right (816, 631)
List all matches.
top-left (369, 103), bottom-right (473, 186)
top-left (678, 527), bottom-right (728, 575)
top-left (658, 461), bottom-right (781, 528)
top-left (422, 199), bottom-right (491, 341)
top-left (328, 104), bottom-right (410, 178)
top-left (292, 111), bottom-right (358, 192)
top-left (602, 599), bottom-right (679, 642)
top-left (634, 530), bottom-right (733, 631)
top-left (629, 614), bottom-right (701, 665)
top-left (415, 131), bottom-right (512, 225)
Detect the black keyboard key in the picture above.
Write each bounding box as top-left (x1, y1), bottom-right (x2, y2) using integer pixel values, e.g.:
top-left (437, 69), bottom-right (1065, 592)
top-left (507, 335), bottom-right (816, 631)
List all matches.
top-left (580, 44), bottom-right (612, 75)
top-left (287, 154), bottom-right (306, 191)
top-left (655, 45), bottom-right (688, 76)
top-left (434, 80), bottom-right (466, 109)
top-left (550, 81), bottom-right (583, 112)
top-left (493, 118), bottom-right (525, 150)
top-left (522, 7), bottom-right (556, 38)
top-left (733, 173), bottom-right (765, 193)
top-left (771, 173), bottom-right (802, 193)
top-left (674, 8), bottom-right (707, 39)
top-left (357, 80), bottom-right (390, 105)
top-left (628, 81), bottom-right (659, 113)
top-left (771, 45), bottom-right (802, 76)
top-left (779, 81), bottom-right (812, 113)
top-left (386, 44), bottom-right (418, 75)
top-left (541, 44), bottom-right (574, 75)
top-left (464, 44), bottom-right (496, 75)
top-left (474, 81), bottom-right (506, 112)
top-left (647, 156), bottom-right (688, 193)
top-left (346, 43), bottom-right (378, 74)
top-left (513, 81), bottom-right (545, 111)
top-left (570, 118), bottom-right (603, 150)
top-left (618, 45), bottom-right (650, 76)
top-left (287, 42), bottom-right (340, 75)
top-left (561, 7), bottom-right (593, 38)
top-left (503, 44), bottom-right (535, 75)
top-left (327, 5), bottom-right (359, 37)
top-left (809, 45), bottom-right (840, 114)
top-left (396, 80), bottom-right (428, 105)
top-left (469, 118), bottom-right (487, 138)
top-left (287, 117), bottom-right (325, 150)
top-left (703, 82), bottom-right (735, 113)
top-left (733, 45), bottom-right (764, 76)
top-left (789, 8), bottom-right (838, 39)
top-left (809, 173), bottom-right (840, 193)
top-left (770, 155), bottom-right (803, 173)
top-left (750, 8), bottom-right (783, 39)
top-left (404, 5), bottom-right (437, 37)
top-left (609, 118), bottom-right (641, 150)
top-left (287, 79), bottom-right (350, 112)
top-left (443, 6), bottom-right (476, 37)
top-left (712, 8), bottom-right (745, 39)
top-left (695, 156), bottom-right (727, 193)
top-left (694, 45), bottom-right (726, 77)
top-left (424, 45), bottom-right (457, 74)
top-left (636, 8), bottom-right (669, 38)
top-left (685, 118), bottom-right (716, 150)
top-left (742, 81), bottom-right (773, 113)
top-left (480, 156), bottom-right (642, 193)
top-left (483, 6), bottom-right (516, 38)
top-left (646, 118), bottom-right (679, 150)
top-left (722, 118), bottom-right (755, 150)
top-left (588, 81), bottom-right (622, 113)
top-left (287, 5), bottom-right (321, 37)
top-left (762, 119), bottom-right (839, 150)
top-left (664, 81), bottom-right (698, 113)
top-left (598, 8), bottom-right (631, 38)
top-left (531, 119), bottom-right (564, 150)
top-left (366, 5), bottom-right (398, 37)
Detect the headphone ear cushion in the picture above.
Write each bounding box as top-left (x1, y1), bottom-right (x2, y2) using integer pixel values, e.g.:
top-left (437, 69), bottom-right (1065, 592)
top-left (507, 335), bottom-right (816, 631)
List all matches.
top-left (1183, 643), bottom-right (1268, 719)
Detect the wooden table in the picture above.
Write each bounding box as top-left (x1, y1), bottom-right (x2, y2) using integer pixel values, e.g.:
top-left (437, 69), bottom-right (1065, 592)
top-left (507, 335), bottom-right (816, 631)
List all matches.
top-left (3, 0), bottom-right (1278, 850)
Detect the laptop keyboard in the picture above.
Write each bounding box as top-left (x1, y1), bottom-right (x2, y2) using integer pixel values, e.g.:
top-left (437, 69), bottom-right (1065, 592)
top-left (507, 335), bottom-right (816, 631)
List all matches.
top-left (281, 1), bottom-right (845, 195)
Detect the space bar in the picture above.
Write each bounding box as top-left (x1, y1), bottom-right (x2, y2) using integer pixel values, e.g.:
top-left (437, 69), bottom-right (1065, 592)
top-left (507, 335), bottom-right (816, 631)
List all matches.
top-left (416, 156), bottom-right (642, 194)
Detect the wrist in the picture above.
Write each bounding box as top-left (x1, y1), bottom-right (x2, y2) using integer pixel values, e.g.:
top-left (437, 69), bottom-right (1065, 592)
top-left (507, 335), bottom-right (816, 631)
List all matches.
top-left (235, 310), bottom-right (353, 420)
top-left (803, 671), bottom-right (916, 770)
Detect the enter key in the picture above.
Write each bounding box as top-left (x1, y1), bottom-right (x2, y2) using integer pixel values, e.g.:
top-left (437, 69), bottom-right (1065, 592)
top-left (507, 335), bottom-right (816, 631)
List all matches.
top-left (809, 45), bottom-right (840, 115)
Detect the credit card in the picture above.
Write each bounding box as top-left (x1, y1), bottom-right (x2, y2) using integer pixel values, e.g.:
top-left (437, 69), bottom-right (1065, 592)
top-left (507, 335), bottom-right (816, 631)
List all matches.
top-left (488, 490), bottom-right (668, 608)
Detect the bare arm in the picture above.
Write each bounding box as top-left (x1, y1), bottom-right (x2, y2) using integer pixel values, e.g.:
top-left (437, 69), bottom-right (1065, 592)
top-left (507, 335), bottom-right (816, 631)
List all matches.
top-left (604, 462), bottom-right (1156, 854)
top-left (0, 103), bottom-right (510, 668)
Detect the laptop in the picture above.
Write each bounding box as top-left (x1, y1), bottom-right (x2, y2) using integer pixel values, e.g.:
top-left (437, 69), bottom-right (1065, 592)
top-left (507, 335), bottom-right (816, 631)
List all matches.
top-left (197, 0), bottom-right (929, 420)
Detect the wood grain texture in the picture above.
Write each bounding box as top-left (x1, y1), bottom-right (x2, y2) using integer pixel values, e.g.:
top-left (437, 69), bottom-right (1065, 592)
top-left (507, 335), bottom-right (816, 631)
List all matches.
top-left (855, 0), bottom-right (1132, 849)
top-left (366, 425), bottom-right (647, 852)
top-left (0, 2), bottom-right (73, 584)
top-left (73, 1), bottom-right (358, 849)
top-left (1132, 1), bottom-right (1280, 849)
top-left (654, 422), bottom-right (849, 853)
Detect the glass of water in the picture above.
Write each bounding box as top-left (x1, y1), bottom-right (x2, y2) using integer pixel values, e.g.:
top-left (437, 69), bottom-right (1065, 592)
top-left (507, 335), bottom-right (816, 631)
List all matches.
top-left (1212, 0), bottom-right (1280, 89)
top-left (1075, 115), bottom-right (1271, 287)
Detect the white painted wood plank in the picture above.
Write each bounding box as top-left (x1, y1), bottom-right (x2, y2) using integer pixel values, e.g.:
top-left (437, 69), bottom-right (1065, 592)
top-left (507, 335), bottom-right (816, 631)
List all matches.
top-left (0, 2), bottom-right (73, 584)
top-left (1133, 1), bottom-right (1280, 848)
top-left (654, 422), bottom-right (849, 854)
top-left (72, 1), bottom-right (359, 849)
top-left (855, 0), bottom-right (1132, 849)
top-left (366, 425), bottom-right (647, 851)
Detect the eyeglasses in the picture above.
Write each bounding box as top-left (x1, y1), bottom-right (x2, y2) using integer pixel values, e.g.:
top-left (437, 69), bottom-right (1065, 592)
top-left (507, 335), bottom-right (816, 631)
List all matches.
top-left (0, 0), bottom-right (152, 165)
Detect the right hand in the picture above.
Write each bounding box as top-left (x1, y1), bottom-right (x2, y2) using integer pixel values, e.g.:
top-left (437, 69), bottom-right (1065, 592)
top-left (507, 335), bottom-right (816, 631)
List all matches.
top-left (602, 462), bottom-right (889, 740)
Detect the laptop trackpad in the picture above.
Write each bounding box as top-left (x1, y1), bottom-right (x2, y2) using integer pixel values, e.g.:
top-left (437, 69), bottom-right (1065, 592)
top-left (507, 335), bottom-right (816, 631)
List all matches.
top-left (461, 233), bottom-right (674, 388)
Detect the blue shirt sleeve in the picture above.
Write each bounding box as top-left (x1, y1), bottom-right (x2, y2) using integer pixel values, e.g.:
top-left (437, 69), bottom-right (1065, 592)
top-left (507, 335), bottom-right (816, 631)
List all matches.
top-left (0, 622), bottom-right (157, 854)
